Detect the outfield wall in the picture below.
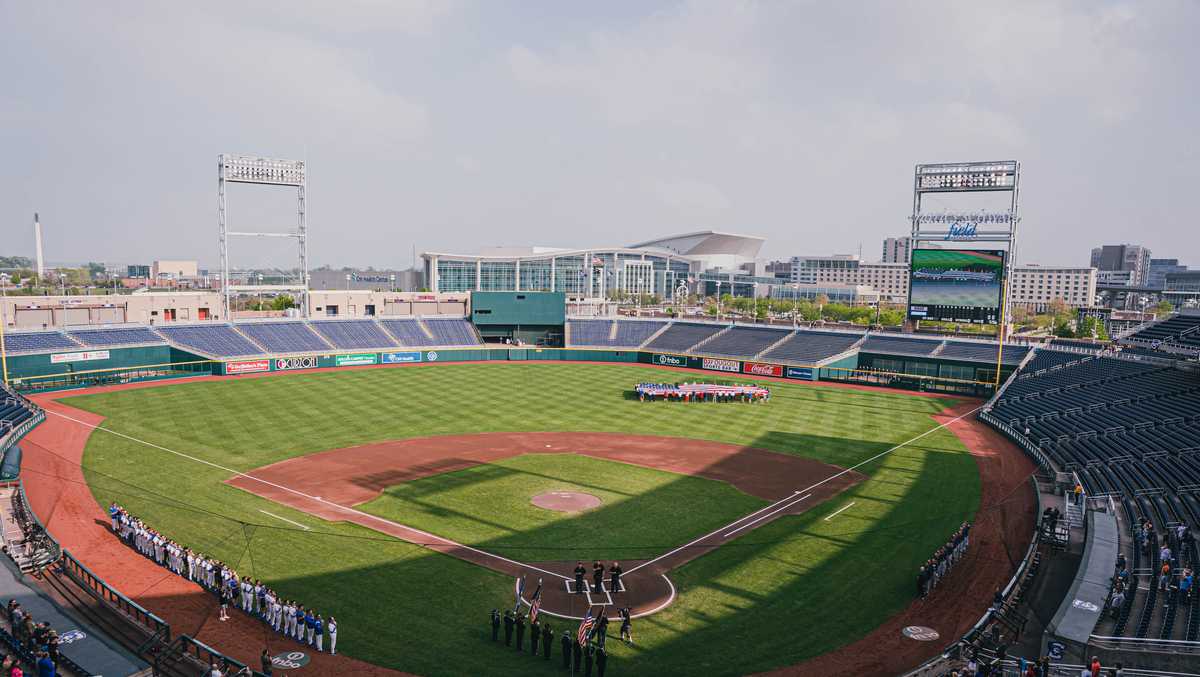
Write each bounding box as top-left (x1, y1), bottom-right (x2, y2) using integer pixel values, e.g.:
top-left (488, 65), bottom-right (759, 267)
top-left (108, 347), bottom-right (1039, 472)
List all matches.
top-left (7, 344), bottom-right (1006, 397)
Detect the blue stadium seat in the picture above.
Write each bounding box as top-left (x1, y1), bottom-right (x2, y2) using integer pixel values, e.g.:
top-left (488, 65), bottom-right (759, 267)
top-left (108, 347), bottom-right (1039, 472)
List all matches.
top-left (4, 331), bottom-right (80, 354)
top-left (68, 327), bottom-right (165, 347)
top-left (157, 325), bottom-right (264, 357)
top-left (309, 320), bottom-right (399, 350)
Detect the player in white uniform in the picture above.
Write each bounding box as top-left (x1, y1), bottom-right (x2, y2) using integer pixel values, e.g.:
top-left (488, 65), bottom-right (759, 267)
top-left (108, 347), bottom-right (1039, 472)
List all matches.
top-left (328, 616), bottom-right (337, 655)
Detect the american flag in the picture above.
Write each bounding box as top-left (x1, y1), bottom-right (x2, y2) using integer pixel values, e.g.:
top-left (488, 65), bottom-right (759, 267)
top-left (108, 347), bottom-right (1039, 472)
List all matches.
top-left (577, 608), bottom-right (595, 646)
top-left (528, 578), bottom-right (543, 623)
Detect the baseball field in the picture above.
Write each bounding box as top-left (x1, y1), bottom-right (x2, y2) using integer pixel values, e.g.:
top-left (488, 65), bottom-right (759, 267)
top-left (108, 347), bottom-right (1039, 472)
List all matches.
top-left (34, 361), bottom-right (1009, 676)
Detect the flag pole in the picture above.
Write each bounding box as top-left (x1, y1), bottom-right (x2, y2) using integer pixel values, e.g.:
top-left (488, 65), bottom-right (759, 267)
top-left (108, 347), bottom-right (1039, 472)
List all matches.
top-left (0, 286), bottom-right (9, 386)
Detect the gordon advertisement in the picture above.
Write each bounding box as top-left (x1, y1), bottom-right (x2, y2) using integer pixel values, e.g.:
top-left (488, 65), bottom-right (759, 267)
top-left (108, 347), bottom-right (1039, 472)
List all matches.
top-left (227, 360), bottom-right (270, 375)
top-left (701, 357), bottom-right (740, 373)
top-left (50, 350), bottom-right (111, 365)
top-left (786, 366), bottom-right (814, 380)
top-left (335, 353), bottom-right (378, 367)
top-left (742, 362), bottom-right (783, 377)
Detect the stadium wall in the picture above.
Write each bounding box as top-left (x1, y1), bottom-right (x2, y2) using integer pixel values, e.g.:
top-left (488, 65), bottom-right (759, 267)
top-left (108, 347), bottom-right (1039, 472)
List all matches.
top-left (6, 345), bottom-right (212, 381)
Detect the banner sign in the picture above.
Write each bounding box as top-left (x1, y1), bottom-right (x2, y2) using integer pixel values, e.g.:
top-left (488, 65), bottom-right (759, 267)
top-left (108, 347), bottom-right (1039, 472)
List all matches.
top-left (335, 353), bottom-right (377, 367)
top-left (653, 353), bottom-right (688, 367)
top-left (274, 356), bottom-right (319, 371)
top-left (743, 362), bottom-right (783, 377)
top-left (786, 366), bottom-right (814, 380)
top-left (227, 359), bottom-right (270, 375)
top-left (701, 357), bottom-right (740, 373)
top-left (50, 350), bottom-right (110, 364)
top-left (382, 351), bottom-right (422, 364)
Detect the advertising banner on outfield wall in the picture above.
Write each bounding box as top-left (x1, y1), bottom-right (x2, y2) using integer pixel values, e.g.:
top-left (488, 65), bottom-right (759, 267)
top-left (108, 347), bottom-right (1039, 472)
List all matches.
top-left (743, 361), bottom-right (783, 377)
top-left (227, 360), bottom-right (270, 375)
top-left (50, 350), bottom-right (111, 364)
top-left (786, 366), bottom-right (814, 380)
top-left (652, 353), bottom-right (691, 368)
top-left (382, 351), bottom-right (422, 364)
top-left (274, 356), bottom-right (319, 371)
top-left (701, 357), bottom-right (741, 373)
top-left (335, 353), bottom-right (378, 367)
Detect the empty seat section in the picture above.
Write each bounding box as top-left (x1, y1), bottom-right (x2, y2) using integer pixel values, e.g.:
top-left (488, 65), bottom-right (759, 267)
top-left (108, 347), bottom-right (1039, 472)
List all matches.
top-left (940, 341), bottom-right (1029, 364)
top-left (860, 335), bottom-right (941, 356)
top-left (761, 330), bottom-right (862, 363)
top-left (4, 331), bottom-right (79, 353)
top-left (310, 320), bottom-right (398, 350)
top-left (158, 325), bottom-right (264, 357)
top-left (644, 323), bottom-right (724, 353)
top-left (236, 322), bottom-right (329, 353)
top-left (422, 319), bottom-right (480, 345)
top-left (69, 327), bottom-right (164, 347)
top-left (379, 319), bottom-right (430, 346)
top-left (698, 326), bottom-right (792, 358)
top-left (567, 320), bottom-right (665, 347)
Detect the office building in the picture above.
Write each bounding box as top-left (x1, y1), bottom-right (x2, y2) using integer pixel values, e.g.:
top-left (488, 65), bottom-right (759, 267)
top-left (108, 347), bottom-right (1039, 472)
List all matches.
top-left (881, 237), bottom-right (912, 264)
top-left (1090, 244), bottom-right (1151, 286)
top-left (1009, 265), bottom-right (1097, 310)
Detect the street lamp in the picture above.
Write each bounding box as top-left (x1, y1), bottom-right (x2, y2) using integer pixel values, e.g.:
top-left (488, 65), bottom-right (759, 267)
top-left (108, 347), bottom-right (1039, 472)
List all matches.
top-left (390, 273), bottom-right (396, 292)
top-left (715, 281), bottom-right (722, 321)
top-left (346, 273), bottom-right (351, 291)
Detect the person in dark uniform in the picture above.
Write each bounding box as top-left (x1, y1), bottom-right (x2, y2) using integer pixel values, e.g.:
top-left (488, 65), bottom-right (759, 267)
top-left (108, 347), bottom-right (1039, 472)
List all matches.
top-left (515, 613), bottom-right (526, 651)
top-left (530, 619), bottom-right (540, 655)
top-left (503, 610), bottom-right (514, 646)
top-left (572, 636), bottom-right (583, 673)
top-left (574, 561), bottom-right (587, 594)
top-left (542, 623), bottom-right (552, 660)
top-left (592, 561), bottom-right (604, 593)
top-left (561, 631), bottom-right (572, 669)
top-left (596, 646), bottom-right (607, 677)
top-left (595, 610), bottom-right (609, 648)
top-left (608, 562), bottom-right (622, 594)
top-left (584, 644), bottom-right (594, 677)
top-left (490, 609), bottom-right (500, 641)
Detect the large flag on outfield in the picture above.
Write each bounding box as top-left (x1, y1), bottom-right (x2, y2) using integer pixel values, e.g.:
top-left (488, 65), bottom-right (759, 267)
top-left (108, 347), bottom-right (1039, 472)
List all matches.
top-left (577, 608), bottom-right (595, 646)
top-left (528, 578), bottom-right (543, 624)
top-left (513, 576), bottom-right (525, 615)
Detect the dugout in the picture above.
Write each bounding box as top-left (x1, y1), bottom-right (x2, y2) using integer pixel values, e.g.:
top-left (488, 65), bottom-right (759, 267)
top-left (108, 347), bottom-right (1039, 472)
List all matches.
top-left (469, 292), bottom-right (565, 347)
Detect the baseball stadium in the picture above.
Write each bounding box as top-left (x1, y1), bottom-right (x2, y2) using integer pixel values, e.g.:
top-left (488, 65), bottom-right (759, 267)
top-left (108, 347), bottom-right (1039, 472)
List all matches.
top-left (3, 265), bottom-right (1198, 677)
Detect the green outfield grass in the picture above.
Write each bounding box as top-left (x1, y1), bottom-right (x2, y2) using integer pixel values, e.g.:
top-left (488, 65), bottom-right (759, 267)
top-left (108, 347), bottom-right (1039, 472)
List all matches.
top-left (359, 453), bottom-right (767, 562)
top-left (66, 362), bottom-right (982, 676)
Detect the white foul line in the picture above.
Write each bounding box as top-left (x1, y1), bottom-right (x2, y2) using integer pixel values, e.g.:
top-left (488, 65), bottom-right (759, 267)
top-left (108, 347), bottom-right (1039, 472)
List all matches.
top-left (722, 493), bottom-right (811, 539)
top-left (823, 501), bottom-right (856, 521)
top-left (258, 510), bottom-right (311, 531)
top-left (43, 408), bottom-right (571, 582)
top-left (626, 403), bottom-right (983, 575)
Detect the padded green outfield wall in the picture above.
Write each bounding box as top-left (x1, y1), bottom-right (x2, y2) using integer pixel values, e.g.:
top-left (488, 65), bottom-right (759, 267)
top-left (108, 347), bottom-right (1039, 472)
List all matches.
top-left (5, 345), bottom-right (208, 380)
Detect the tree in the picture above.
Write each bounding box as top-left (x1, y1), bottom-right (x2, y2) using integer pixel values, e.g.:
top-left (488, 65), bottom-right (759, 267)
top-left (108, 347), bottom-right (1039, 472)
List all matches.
top-left (1052, 318), bottom-right (1075, 338)
top-left (271, 295), bottom-right (297, 311)
top-left (0, 256), bottom-right (33, 269)
top-left (1154, 300), bottom-right (1175, 315)
top-left (86, 262), bottom-right (106, 278)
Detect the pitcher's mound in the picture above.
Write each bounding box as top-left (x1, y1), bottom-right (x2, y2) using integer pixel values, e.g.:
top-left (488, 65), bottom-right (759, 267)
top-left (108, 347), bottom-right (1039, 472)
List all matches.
top-left (531, 491), bottom-right (602, 513)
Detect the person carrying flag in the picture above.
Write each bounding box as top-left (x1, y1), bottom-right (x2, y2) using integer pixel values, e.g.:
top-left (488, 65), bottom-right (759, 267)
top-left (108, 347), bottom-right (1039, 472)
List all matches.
top-left (561, 631), bottom-right (572, 670)
top-left (530, 617), bottom-right (540, 656)
top-left (619, 607), bottom-right (633, 645)
top-left (528, 578), bottom-right (543, 625)
top-left (515, 613), bottom-right (526, 652)
top-left (512, 576), bottom-right (526, 615)
top-left (595, 610), bottom-right (609, 649)
top-left (503, 610), bottom-right (514, 647)
top-left (542, 622), bottom-right (552, 660)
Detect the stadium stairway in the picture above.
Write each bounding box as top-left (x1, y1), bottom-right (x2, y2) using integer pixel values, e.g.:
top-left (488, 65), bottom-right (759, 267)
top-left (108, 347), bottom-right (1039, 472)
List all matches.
top-left (689, 325), bottom-right (733, 353)
top-left (638, 321), bottom-right (673, 348)
top-left (415, 318), bottom-right (437, 341)
top-left (754, 329), bottom-right (799, 359)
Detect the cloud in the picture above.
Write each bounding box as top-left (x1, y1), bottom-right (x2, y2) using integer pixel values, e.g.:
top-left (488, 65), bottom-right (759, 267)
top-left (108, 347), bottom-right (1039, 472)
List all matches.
top-left (652, 178), bottom-right (731, 213)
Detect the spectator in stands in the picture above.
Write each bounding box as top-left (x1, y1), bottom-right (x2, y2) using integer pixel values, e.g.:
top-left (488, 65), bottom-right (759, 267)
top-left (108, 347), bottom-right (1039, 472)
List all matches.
top-left (1072, 483), bottom-right (1083, 505)
top-left (1089, 656), bottom-right (1102, 677)
top-left (1181, 568), bottom-right (1194, 604)
top-left (1159, 562), bottom-right (1172, 592)
top-left (33, 652), bottom-right (52, 677)
top-left (1109, 588), bottom-right (1125, 618)
top-left (1159, 542), bottom-right (1172, 567)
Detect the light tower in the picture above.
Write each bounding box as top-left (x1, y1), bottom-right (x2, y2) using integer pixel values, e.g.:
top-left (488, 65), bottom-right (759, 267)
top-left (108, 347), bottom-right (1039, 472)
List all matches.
top-left (217, 155), bottom-right (308, 320)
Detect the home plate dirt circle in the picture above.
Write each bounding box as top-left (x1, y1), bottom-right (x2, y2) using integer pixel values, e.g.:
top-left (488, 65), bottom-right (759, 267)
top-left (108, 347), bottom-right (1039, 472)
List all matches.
top-left (531, 491), bottom-right (602, 512)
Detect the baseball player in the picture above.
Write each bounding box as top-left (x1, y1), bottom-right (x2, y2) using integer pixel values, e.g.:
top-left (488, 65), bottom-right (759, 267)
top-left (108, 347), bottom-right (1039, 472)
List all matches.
top-left (304, 608), bottom-right (316, 646)
top-left (328, 616), bottom-right (337, 655)
top-left (314, 615), bottom-right (324, 652)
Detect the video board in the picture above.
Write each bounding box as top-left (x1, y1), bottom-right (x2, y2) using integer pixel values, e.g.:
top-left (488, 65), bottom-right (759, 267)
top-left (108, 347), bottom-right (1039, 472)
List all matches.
top-left (907, 249), bottom-right (1005, 324)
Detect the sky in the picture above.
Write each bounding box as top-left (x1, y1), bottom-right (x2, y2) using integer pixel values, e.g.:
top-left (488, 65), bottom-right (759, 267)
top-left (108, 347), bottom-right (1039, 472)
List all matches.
top-left (2, 1), bottom-right (1197, 271)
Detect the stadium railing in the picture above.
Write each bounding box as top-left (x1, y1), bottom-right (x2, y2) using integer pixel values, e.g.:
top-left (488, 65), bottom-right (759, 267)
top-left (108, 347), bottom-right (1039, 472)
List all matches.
top-left (902, 474), bottom-right (1043, 677)
top-left (172, 635), bottom-right (266, 677)
top-left (58, 549), bottom-right (170, 640)
top-left (1087, 635), bottom-right (1200, 655)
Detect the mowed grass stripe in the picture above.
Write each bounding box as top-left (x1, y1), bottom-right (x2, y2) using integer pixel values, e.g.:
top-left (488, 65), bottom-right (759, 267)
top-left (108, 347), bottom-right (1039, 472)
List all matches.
top-left (67, 363), bottom-right (980, 676)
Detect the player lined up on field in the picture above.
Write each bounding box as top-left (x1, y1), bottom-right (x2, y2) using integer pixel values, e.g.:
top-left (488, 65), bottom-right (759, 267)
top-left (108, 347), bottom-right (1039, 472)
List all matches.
top-left (917, 521), bottom-right (972, 598)
top-left (107, 503), bottom-right (338, 655)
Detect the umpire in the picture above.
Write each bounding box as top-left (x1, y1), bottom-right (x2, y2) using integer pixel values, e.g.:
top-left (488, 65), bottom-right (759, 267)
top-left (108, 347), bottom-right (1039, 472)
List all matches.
top-left (574, 561), bottom-right (587, 594)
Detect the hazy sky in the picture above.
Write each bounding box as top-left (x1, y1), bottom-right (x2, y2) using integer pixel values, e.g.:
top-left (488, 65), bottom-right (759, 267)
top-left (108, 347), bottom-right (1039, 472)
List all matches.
top-left (2, 1), bottom-right (1197, 270)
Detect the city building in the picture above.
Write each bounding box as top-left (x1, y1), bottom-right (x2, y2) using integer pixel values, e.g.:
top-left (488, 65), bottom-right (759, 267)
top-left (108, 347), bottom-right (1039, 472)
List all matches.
top-left (788, 255), bottom-right (909, 304)
top-left (127, 264), bottom-right (151, 278)
top-left (1008, 265), bottom-right (1097, 310)
top-left (1165, 271), bottom-right (1200, 307)
top-left (1097, 270), bottom-right (1136, 287)
top-left (881, 236), bottom-right (912, 264)
top-left (2, 291), bottom-right (222, 328)
top-left (309, 268), bottom-right (422, 292)
top-left (1089, 244), bottom-right (1151, 286)
top-left (1147, 258), bottom-right (1189, 290)
top-left (152, 260), bottom-right (199, 280)
top-left (423, 231), bottom-right (769, 299)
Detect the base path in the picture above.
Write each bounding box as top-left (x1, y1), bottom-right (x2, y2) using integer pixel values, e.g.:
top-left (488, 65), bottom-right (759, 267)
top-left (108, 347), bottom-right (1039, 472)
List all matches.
top-left (764, 401), bottom-right (1038, 676)
top-left (228, 432), bottom-right (865, 619)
